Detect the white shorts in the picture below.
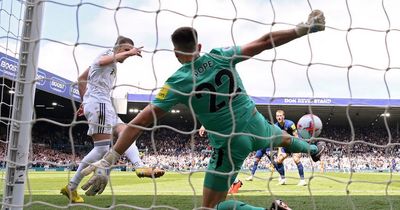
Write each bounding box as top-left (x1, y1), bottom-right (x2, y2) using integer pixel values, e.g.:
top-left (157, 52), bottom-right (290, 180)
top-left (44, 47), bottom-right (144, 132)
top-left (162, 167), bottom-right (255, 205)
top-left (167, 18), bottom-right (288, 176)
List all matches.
top-left (84, 102), bottom-right (120, 136)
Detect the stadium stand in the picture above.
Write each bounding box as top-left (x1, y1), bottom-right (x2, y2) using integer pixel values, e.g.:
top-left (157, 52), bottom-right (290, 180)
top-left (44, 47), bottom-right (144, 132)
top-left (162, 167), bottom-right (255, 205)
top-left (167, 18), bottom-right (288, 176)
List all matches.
top-left (1, 124), bottom-right (399, 172)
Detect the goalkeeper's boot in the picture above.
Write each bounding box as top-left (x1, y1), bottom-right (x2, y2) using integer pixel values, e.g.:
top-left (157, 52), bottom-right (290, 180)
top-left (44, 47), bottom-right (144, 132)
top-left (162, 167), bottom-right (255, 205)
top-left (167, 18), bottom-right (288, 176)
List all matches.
top-left (136, 167), bottom-right (165, 178)
top-left (60, 185), bottom-right (84, 203)
top-left (228, 180), bottom-right (243, 194)
top-left (311, 141), bottom-right (326, 162)
top-left (269, 199), bottom-right (292, 210)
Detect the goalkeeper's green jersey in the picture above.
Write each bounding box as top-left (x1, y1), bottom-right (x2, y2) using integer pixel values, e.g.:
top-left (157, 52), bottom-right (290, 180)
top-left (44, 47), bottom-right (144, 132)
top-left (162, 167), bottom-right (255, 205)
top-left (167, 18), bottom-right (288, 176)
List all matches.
top-left (152, 46), bottom-right (256, 148)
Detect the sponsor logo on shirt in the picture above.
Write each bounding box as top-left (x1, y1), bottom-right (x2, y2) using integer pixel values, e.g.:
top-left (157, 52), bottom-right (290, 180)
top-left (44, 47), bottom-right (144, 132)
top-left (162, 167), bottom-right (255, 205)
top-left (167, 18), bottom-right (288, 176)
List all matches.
top-left (156, 84), bottom-right (170, 100)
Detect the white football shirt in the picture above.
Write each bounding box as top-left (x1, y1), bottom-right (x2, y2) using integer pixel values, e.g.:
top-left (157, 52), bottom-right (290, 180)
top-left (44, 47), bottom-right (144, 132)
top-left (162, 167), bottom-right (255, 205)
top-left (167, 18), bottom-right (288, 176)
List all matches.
top-left (83, 49), bottom-right (117, 104)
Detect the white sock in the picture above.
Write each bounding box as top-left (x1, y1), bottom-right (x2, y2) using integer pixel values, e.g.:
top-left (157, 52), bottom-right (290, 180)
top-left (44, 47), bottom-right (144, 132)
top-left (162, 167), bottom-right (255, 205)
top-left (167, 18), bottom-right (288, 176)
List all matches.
top-left (124, 143), bottom-right (144, 168)
top-left (69, 140), bottom-right (110, 191)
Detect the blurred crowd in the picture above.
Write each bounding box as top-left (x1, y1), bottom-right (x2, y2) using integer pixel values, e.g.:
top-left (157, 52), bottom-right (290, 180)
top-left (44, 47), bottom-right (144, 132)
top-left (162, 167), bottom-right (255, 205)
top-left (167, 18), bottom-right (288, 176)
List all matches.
top-left (1, 123), bottom-right (399, 172)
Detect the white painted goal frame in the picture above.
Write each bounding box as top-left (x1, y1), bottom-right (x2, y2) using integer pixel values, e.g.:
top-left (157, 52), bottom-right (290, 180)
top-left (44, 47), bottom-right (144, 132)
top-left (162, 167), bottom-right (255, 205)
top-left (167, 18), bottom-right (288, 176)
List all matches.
top-left (2, 1), bottom-right (43, 209)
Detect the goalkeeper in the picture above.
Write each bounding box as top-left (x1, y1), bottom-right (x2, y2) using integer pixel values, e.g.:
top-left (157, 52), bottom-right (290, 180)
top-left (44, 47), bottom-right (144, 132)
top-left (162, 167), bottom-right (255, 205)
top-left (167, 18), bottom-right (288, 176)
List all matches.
top-left (81, 10), bottom-right (326, 210)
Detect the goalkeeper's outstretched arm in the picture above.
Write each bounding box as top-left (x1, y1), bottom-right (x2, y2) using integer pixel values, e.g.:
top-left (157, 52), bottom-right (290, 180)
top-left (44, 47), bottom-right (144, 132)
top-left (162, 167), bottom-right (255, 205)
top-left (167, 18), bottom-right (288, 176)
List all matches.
top-left (114, 104), bottom-right (166, 154)
top-left (241, 9), bottom-right (325, 58)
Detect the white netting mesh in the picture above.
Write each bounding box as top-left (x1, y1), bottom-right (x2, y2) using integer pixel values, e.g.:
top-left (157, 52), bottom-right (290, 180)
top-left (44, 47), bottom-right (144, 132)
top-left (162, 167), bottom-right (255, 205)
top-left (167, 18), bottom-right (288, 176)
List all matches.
top-left (0, 0), bottom-right (24, 130)
top-left (0, 0), bottom-right (24, 197)
top-left (1, 0), bottom-right (400, 210)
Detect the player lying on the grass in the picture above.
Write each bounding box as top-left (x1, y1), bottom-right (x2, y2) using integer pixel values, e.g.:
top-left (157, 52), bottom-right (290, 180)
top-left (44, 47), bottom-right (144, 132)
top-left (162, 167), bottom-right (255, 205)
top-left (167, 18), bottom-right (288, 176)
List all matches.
top-left (247, 110), bottom-right (307, 186)
top-left (61, 36), bottom-right (164, 203)
top-left (80, 10), bottom-right (326, 210)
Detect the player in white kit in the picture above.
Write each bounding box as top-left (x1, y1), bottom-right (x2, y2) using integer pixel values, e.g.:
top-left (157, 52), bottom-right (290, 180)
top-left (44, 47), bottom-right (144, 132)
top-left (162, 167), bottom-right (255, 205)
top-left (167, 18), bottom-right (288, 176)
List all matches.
top-left (61, 36), bottom-right (164, 203)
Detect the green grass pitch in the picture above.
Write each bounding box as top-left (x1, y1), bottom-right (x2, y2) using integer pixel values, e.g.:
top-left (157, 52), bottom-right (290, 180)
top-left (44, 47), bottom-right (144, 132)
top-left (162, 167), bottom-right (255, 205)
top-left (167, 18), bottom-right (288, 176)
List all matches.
top-left (1, 171), bottom-right (399, 209)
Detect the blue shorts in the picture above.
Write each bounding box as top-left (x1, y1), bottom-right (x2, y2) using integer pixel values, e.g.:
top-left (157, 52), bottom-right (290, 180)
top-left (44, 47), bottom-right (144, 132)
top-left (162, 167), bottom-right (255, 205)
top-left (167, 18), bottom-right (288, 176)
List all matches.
top-left (255, 148), bottom-right (271, 158)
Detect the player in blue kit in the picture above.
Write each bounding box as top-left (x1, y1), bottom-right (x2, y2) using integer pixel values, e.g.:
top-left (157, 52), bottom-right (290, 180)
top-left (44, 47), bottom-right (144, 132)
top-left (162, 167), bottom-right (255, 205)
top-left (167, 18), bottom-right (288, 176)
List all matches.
top-left (246, 110), bottom-right (307, 186)
top-left (246, 110), bottom-right (306, 186)
top-left (274, 110), bottom-right (307, 186)
top-left (246, 147), bottom-right (275, 180)
top-left (80, 10), bottom-right (326, 210)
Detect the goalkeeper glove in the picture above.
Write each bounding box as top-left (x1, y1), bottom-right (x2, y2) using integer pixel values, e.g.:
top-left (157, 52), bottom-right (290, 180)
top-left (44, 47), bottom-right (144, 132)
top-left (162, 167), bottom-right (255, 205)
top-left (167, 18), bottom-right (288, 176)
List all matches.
top-left (295, 9), bottom-right (326, 36)
top-left (81, 149), bottom-right (120, 196)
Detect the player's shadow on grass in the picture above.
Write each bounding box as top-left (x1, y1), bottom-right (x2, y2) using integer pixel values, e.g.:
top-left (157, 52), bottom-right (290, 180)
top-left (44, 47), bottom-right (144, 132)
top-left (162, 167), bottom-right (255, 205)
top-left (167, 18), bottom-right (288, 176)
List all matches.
top-left (21, 195), bottom-right (400, 210)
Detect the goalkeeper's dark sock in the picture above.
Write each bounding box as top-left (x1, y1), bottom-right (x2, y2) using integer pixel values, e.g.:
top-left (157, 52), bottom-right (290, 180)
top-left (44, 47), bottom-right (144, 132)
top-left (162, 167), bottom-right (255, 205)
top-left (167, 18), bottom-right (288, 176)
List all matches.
top-left (215, 200), bottom-right (264, 210)
top-left (285, 137), bottom-right (318, 155)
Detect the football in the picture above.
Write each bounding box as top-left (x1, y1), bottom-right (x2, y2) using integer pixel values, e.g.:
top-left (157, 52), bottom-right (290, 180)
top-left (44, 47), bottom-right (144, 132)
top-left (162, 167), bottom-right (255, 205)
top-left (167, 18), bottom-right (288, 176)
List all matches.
top-left (297, 114), bottom-right (323, 139)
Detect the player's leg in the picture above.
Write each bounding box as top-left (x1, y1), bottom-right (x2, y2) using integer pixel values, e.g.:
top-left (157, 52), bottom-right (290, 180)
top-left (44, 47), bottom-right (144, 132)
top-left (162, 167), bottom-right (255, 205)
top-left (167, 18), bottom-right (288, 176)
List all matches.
top-left (249, 118), bottom-right (325, 186)
top-left (113, 123), bottom-right (144, 168)
top-left (265, 148), bottom-right (276, 172)
top-left (246, 149), bottom-right (264, 181)
top-left (203, 147), bottom-right (241, 207)
top-left (285, 135), bottom-right (326, 161)
top-left (275, 149), bottom-right (288, 185)
top-left (293, 153), bottom-right (306, 186)
top-left (210, 112), bottom-right (290, 209)
top-left (62, 103), bottom-right (113, 202)
top-left (228, 177), bottom-right (243, 194)
top-left (203, 113), bottom-right (263, 207)
top-left (61, 140), bottom-right (109, 203)
top-left (265, 125), bottom-right (326, 162)
top-left (246, 157), bottom-right (260, 181)
top-left (216, 199), bottom-right (292, 210)
top-left (67, 135), bottom-right (110, 189)
top-left (113, 121), bottom-right (165, 178)
top-left (203, 139), bottom-right (253, 208)
top-left (264, 147), bottom-right (273, 162)
top-left (215, 200), bottom-right (264, 210)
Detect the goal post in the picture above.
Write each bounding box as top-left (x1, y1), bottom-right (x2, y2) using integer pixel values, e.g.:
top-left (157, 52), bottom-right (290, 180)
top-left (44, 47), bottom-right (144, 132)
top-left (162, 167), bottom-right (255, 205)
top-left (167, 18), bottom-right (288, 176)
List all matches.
top-left (2, 1), bottom-right (44, 209)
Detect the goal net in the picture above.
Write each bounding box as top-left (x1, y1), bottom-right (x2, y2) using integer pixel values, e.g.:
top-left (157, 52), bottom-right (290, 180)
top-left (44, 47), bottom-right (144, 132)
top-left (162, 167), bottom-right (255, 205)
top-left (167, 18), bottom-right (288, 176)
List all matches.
top-left (1, 0), bottom-right (400, 210)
